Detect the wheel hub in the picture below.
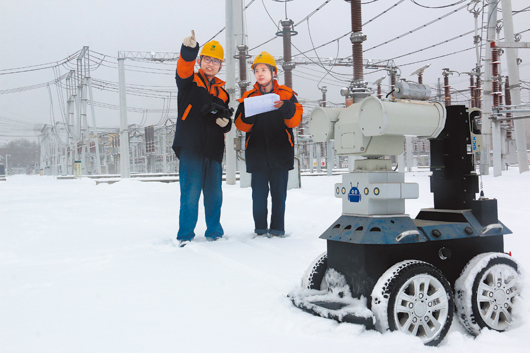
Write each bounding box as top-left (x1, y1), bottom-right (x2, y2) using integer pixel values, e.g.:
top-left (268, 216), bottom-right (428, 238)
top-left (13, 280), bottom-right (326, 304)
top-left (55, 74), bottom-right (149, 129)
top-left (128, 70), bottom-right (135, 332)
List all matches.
top-left (475, 262), bottom-right (519, 332)
top-left (392, 272), bottom-right (451, 344)
top-left (493, 289), bottom-right (507, 303)
top-left (414, 301), bottom-right (428, 317)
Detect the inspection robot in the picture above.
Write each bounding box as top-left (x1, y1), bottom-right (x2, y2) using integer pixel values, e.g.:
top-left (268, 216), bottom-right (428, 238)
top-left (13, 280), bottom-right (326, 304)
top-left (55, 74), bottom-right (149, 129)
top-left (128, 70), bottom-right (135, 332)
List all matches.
top-left (290, 82), bottom-right (521, 346)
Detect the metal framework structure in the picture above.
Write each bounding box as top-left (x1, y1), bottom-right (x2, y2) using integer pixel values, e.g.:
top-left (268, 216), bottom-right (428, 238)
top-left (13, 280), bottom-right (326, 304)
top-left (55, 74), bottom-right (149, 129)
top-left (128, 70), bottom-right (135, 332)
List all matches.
top-left (118, 52), bottom-right (179, 62)
top-left (35, 1), bottom-right (529, 180)
top-left (116, 51), bottom-right (179, 178)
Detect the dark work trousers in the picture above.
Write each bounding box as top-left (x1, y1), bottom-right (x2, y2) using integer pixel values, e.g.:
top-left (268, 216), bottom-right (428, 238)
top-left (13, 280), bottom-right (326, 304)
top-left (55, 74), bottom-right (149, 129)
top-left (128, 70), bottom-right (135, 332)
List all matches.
top-left (177, 148), bottom-right (224, 241)
top-left (251, 167), bottom-right (289, 235)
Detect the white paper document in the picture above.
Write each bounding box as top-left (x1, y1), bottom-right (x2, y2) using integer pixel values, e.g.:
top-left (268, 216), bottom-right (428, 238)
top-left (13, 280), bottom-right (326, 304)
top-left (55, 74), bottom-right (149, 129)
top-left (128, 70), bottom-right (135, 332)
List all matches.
top-left (244, 94), bottom-right (280, 117)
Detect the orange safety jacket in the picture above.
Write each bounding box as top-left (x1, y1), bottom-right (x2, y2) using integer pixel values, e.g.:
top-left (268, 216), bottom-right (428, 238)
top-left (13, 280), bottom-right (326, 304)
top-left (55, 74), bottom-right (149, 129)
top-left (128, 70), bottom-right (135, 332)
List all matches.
top-left (172, 43), bottom-right (231, 164)
top-left (234, 80), bottom-right (303, 172)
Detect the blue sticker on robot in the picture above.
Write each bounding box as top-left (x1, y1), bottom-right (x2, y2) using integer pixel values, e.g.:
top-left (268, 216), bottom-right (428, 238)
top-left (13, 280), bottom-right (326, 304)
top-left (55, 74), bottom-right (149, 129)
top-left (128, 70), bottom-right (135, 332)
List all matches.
top-left (348, 182), bottom-right (361, 203)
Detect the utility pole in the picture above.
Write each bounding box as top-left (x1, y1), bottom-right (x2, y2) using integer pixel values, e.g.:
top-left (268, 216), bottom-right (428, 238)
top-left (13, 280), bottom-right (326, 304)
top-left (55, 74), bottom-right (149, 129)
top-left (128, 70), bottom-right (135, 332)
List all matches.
top-left (234, 0), bottom-right (250, 187)
top-left (162, 127), bottom-right (168, 173)
top-left (317, 89), bottom-right (326, 173)
top-left (469, 0), bottom-right (483, 116)
top-left (81, 77), bottom-right (89, 175)
top-left (117, 57), bottom-right (131, 178)
top-left (480, 0), bottom-right (498, 175)
top-left (319, 86), bottom-right (334, 176)
top-left (469, 0), bottom-right (482, 69)
top-left (491, 44), bottom-right (503, 176)
top-left (74, 70), bottom-right (81, 168)
top-left (77, 47), bottom-right (90, 175)
top-left (500, 77), bottom-right (509, 171)
top-left (224, 0), bottom-right (245, 185)
top-left (236, 43), bottom-right (251, 188)
top-left (65, 70), bottom-right (76, 175)
top-left (500, 0), bottom-right (529, 173)
top-left (87, 76), bottom-right (102, 175)
top-left (51, 123), bottom-right (57, 176)
top-left (492, 18), bottom-right (505, 176)
top-left (5, 154), bottom-right (9, 175)
top-left (272, 1), bottom-right (302, 187)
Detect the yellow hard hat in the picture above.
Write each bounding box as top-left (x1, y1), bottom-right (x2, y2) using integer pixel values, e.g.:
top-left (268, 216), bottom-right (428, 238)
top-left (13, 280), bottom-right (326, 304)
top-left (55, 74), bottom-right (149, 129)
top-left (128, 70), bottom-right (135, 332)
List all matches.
top-left (251, 52), bottom-right (277, 73)
top-left (200, 40), bottom-right (224, 61)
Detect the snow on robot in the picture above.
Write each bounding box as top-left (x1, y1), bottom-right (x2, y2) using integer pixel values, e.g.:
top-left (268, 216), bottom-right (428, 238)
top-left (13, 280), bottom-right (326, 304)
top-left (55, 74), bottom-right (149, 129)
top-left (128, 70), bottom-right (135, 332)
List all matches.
top-left (290, 83), bottom-right (521, 346)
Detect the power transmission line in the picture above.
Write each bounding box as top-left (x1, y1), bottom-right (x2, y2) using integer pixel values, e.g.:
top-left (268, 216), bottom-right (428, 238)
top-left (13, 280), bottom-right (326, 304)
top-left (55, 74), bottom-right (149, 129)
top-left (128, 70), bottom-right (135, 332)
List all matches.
top-left (399, 46), bottom-right (474, 67)
top-left (386, 28), bottom-right (476, 62)
top-left (0, 116), bottom-right (41, 137)
top-left (293, 0), bottom-right (333, 27)
top-left (0, 50), bottom-right (81, 75)
top-left (203, 0), bottom-right (256, 44)
top-left (291, 0), bottom-right (405, 58)
top-left (0, 73), bottom-right (69, 94)
top-left (410, 0), bottom-right (467, 10)
top-left (363, 2), bottom-right (469, 53)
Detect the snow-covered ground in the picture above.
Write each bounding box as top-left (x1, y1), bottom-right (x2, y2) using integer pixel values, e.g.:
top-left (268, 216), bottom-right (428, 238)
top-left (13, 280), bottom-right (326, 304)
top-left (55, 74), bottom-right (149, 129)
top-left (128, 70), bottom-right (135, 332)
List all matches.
top-left (1, 169), bottom-right (529, 353)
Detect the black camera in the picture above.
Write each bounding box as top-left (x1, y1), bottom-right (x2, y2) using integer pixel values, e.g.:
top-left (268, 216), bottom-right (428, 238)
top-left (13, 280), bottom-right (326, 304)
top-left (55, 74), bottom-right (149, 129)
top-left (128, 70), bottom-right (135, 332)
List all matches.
top-left (201, 102), bottom-right (234, 121)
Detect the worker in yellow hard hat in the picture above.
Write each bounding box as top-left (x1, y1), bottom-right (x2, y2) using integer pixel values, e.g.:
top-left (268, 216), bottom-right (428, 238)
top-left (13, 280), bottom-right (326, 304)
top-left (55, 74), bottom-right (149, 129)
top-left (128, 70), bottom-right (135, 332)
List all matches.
top-left (234, 51), bottom-right (303, 237)
top-left (250, 51), bottom-right (278, 92)
top-left (198, 38), bottom-right (224, 80)
top-left (172, 30), bottom-right (233, 247)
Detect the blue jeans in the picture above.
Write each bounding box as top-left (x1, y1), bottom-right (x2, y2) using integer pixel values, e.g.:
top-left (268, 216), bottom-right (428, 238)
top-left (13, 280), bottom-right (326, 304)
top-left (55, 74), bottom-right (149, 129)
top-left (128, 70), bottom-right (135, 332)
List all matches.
top-left (177, 148), bottom-right (224, 241)
top-left (251, 168), bottom-right (288, 235)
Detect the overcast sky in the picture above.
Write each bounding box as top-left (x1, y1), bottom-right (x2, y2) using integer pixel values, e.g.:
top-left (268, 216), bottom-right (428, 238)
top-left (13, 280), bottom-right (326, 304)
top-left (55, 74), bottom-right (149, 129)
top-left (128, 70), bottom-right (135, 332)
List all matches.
top-left (1, 0), bottom-right (529, 143)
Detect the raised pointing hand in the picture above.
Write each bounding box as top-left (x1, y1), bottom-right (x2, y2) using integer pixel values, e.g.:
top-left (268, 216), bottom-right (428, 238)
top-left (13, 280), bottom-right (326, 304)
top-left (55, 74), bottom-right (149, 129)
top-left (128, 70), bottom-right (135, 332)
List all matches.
top-left (183, 30), bottom-right (197, 48)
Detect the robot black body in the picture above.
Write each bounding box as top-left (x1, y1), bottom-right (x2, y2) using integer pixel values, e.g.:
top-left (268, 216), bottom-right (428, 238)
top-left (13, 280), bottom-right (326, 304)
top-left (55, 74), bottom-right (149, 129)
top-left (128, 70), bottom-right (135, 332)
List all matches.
top-left (324, 105), bottom-right (509, 299)
top-left (292, 104), bottom-right (518, 346)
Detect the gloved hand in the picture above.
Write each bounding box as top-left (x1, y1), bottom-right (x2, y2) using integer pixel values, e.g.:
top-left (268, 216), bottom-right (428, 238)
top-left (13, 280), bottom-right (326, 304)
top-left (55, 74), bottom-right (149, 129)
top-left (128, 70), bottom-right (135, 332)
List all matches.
top-left (216, 117), bottom-right (229, 128)
top-left (183, 30), bottom-right (197, 48)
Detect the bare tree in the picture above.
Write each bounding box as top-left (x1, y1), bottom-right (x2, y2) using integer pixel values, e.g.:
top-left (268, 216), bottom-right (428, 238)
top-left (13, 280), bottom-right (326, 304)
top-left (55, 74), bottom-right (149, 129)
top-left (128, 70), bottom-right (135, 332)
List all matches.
top-left (0, 139), bottom-right (40, 171)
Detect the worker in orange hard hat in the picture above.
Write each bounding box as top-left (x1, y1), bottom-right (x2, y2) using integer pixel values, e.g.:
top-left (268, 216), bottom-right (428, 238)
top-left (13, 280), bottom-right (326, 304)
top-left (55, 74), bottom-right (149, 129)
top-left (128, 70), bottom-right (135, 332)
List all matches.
top-left (234, 51), bottom-right (303, 237)
top-left (172, 30), bottom-right (233, 247)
